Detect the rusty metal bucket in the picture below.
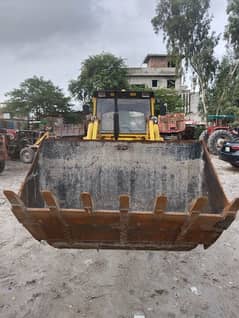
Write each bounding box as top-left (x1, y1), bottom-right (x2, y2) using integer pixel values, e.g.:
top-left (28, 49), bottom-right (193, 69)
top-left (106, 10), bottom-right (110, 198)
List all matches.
top-left (4, 139), bottom-right (239, 251)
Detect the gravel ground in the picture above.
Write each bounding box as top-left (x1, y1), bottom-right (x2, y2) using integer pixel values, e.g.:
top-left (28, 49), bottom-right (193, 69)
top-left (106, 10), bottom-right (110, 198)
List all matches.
top-left (0, 157), bottom-right (239, 318)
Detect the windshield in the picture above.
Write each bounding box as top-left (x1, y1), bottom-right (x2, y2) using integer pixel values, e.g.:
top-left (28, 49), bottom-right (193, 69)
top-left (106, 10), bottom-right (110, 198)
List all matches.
top-left (97, 98), bottom-right (150, 133)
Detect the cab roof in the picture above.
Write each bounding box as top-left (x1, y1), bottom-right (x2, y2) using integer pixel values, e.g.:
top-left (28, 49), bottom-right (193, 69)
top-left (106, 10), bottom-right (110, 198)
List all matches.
top-left (93, 90), bottom-right (154, 99)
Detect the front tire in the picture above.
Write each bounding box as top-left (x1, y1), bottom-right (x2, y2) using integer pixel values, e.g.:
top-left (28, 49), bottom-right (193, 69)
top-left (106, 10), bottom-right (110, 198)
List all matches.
top-left (20, 147), bottom-right (35, 164)
top-left (208, 130), bottom-right (233, 155)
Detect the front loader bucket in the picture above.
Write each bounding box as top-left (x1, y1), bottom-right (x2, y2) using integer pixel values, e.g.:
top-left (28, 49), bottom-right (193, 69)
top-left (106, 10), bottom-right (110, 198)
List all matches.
top-left (4, 139), bottom-right (239, 251)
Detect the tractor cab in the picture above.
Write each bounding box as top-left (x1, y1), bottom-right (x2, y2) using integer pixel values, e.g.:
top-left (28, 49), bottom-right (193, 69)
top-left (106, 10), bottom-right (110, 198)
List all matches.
top-left (85, 90), bottom-right (162, 141)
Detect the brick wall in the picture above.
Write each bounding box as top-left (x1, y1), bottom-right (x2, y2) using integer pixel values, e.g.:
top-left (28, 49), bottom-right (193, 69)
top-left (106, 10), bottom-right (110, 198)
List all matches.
top-left (147, 57), bottom-right (168, 68)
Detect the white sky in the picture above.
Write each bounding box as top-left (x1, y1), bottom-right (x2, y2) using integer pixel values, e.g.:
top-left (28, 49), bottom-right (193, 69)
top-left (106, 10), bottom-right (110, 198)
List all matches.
top-left (0, 0), bottom-right (228, 103)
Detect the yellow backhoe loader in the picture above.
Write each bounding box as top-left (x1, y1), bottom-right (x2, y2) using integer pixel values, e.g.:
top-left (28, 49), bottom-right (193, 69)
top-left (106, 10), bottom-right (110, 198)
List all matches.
top-left (4, 90), bottom-right (239, 251)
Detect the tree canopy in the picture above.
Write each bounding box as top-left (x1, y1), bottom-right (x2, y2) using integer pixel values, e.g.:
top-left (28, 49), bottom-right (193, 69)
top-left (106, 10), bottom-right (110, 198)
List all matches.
top-left (69, 53), bottom-right (129, 102)
top-left (207, 56), bottom-right (239, 117)
top-left (225, 0), bottom-right (239, 58)
top-left (205, 0), bottom-right (239, 119)
top-left (152, 0), bottom-right (219, 117)
top-left (154, 88), bottom-right (183, 114)
top-left (5, 76), bottom-right (71, 119)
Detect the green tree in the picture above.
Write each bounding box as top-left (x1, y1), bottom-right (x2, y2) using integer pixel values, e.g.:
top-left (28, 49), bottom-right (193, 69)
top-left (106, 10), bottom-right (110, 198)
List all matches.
top-left (5, 76), bottom-right (71, 119)
top-left (207, 56), bottom-right (239, 116)
top-left (205, 1), bottom-right (239, 118)
top-left (154, 88), bottom-right (183, 114)
top-left (225, 0), bottom-right (239, 58)
top-left (69, 53), bottom-right (129, 102)
top-left (152, 0), bottom-right (219, 117)
top-left (218, 0), bottom-right (239, 119)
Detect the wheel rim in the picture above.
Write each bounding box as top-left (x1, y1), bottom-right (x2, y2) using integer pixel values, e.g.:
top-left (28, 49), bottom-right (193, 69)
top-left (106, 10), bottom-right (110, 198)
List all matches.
top-left (216, 137), bottom-right (230, 151)
top-left (22, 151), bottom-right (32, 162)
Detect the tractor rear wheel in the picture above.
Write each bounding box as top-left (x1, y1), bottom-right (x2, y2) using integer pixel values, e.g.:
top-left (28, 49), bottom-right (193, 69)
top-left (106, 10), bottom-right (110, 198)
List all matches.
top-left (208, 129), bottom-right (233, 155)
top-left (20, 147), bottom-right (35, 164)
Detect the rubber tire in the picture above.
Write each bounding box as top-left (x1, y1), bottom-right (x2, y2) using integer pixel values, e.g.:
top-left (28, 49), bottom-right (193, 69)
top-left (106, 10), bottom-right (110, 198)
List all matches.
top-left (20, 147), bottom-right (35, 164)
top-left (199, 130), bottom-right (209, 143)
top-left (0, 160), bottom-right (5, 173)
top-left (208, 129), bottom-right (233, 155)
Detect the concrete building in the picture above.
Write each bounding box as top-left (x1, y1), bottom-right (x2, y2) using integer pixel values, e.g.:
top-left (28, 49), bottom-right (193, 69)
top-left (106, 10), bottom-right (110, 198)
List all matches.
top-left (127, 54), bottom-right (181, 90)
top-left (127, 54), bottom-right (201, 122)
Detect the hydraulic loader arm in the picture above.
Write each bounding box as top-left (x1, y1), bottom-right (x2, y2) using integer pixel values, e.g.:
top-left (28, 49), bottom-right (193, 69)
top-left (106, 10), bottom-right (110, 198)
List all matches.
top-left (34, 131), bottom-right (49, 146)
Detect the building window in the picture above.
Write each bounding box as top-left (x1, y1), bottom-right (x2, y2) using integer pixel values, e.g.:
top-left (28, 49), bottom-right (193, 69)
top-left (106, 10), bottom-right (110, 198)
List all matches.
top-left (152, 80), bottom-right (158, 88)
top-left (167, 79), bottom-right (175, 89)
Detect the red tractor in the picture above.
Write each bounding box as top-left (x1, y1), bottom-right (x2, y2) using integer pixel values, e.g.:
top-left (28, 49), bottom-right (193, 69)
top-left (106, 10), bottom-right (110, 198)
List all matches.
top-left (199, 115), bottom-right (239, 155)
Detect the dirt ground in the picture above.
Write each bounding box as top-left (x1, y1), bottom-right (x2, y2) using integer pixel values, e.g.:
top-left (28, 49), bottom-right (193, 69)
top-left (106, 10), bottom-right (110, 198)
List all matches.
top-left (0, 158), bottom-right (239, 318)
